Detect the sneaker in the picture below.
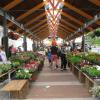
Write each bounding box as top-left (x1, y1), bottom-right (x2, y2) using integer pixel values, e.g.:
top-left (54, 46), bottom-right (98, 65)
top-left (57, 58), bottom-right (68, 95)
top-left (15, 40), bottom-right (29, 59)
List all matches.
top-left (56, 65), bottom-right (58, 68)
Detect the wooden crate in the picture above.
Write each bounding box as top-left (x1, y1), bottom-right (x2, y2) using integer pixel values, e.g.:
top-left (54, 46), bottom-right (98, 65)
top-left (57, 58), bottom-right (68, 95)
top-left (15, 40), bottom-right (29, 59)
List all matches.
top-left (84, 74), bottom-right (94, 89)
top-left (68, 62), bottom-right (72, 71)
top-left (1, 80), bottom-right (29, 99)
top-left (79, 71), bottom-right (85, 83)
top-left (73, 65), bottom-right (80, 78)
top-left (68, 62), bottom-right (97, 90)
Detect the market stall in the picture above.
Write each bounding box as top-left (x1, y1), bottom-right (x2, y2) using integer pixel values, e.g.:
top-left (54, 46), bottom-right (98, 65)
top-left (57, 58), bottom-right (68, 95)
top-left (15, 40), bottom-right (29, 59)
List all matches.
top-left (0, 0), bottom-right (100, 99)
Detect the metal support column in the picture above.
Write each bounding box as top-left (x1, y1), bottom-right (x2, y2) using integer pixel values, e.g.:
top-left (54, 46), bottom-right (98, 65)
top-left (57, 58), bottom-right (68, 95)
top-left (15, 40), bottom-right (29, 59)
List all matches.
top-left (72, 39), bottom-right (75, 50)
top-left (32, 39), bottom-right (35, 52)
top-left (23, 36), bottom-right (27, 52)
top-left (2, 12), bottom-right (9, 58)
top-left (81, 34), bottom-right (85, 52)
top-left (41, 40), bottom-right (44, 50)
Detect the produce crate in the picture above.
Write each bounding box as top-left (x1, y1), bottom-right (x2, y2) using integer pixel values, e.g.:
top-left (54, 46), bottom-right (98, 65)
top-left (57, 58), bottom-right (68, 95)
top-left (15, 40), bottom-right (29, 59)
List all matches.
top-left (1, 80), bottom-right (29, 99)
top-left (79, 71), bottom-right (85, 83)
top-left (73, 65), bottom-right (80, 79)
top-left (84, 73), bottom-right (95, 89)
top-left (38, 60), bottom-right (44, 71)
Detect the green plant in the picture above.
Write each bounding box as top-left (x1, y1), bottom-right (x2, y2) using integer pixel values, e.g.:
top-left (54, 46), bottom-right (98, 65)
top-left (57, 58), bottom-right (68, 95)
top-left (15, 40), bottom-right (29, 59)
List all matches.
top-left (81, 66), bottom-right (100, 77)
top-left (69, 55), bottom-right (82, 65)
top-left (16, 69), bottom-right (32, 79)
top-left (11, 61), bottom-right (21, 67)
top-left (83, 53), bottom-right (100, 63)
top-left (0, 64), bottom-right (11, 74)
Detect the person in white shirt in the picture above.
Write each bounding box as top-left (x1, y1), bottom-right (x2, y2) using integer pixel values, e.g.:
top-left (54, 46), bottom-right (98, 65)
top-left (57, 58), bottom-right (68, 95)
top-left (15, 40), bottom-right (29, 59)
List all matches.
top-left (0, 46), bottom-right (7, 62)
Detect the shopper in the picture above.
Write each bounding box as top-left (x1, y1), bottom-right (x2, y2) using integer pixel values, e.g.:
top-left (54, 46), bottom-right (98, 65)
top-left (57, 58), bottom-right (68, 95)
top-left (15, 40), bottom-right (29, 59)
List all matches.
top-left (8, 46), bottom-right (12, 58)
top-left (0, 46), bottom-right (7, 62)
top-left (57, 47), bottom-right (61, 59)
top-left (17, 46), bottom-right (22, 52)
top-left (10, 45), bottom-right (17, 56)
top-left (60, 44), bottom-right (67, 71)
top-left (47, 48), bottom-right (52, 66)
top-left (50, 43), bottom-right (58, 69)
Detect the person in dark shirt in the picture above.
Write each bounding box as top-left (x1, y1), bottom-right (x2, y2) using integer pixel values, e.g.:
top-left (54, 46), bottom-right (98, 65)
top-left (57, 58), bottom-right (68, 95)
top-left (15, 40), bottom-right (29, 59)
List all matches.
top-left (47, 48), bottom-right (52, 66)
top-left (51, 46), bottom-right (58, 55)
top-left (50, 45), bottom-right (58, 69)
top-left (60, 45), bottom-right (67, 71)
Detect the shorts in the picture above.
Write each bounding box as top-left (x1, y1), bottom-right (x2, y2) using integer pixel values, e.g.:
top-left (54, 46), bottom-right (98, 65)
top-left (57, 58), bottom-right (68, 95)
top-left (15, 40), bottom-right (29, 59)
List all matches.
top-left (51, 55), bottom-right (58, 62)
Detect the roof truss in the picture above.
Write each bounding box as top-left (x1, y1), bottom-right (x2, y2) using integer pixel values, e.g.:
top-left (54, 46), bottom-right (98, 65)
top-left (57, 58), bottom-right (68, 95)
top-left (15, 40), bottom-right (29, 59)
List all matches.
top-left (88, 0), bottom-right (100, 6)
top-left (4, 0), bottom-right (22, 10)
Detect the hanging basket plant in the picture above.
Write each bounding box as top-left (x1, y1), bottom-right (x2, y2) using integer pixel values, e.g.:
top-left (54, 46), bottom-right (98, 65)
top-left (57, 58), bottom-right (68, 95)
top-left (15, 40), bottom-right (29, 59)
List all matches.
top-left (8, 32), bottom-right (20, 40)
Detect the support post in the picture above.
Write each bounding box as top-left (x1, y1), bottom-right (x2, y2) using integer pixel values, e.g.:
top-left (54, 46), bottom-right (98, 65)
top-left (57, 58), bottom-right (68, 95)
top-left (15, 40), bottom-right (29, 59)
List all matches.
top-left (32, 40), bottom-right (35, 52)
top-left (23, 36), bottom-right (27, 52)
top-left (81, 34), bottom-right (85, 52)
top-left (2, 12), bottom-right (9, 58)
top-left (72, 39), bottom-right (75, 50)
top-left (41, 40), bottom-right (44, 50)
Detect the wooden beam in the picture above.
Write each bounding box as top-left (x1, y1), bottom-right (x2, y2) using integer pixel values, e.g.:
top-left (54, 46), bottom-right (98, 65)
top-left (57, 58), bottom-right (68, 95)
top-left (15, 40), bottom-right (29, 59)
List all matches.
top-left (15, 12), bottom-right (46, 33)
top-left (8, 2), bottom-right (45, 27)
top-left (58, 1), bottom-right (95, 29)
top-left (36, 30), bottom-right (49, 37)
top-left (63, 2), bottom-right (93, 19)
top-left (32, 23), bottom-right (48, 34)
top-left (14, 2), bottom-right (44, 21)
top-left (30, 19), bottom-right (47, 31)
top-left (37, 32), bottom-right (49, 39)
top-left (27, 26), bottom-right (48, 37)
top-left (61, 12), bottom-right (83, 25)
top-left (58, 29), bottom-right (67, 36)
top-left (61, 19), bottom-right (78, 30)
top-left (88, 0), bottom-right (100, 6)
top-left (59, 23), bottom-right (75, 32)
top-left (63, 1), bottom-right (100, 25)
top-left (40, 35), bottom-right (49, 40)
top-left (32, 23), bottom-right (48, 33)
top-left (38, 33), bottom-right (49, 38)
top-left (4, 0), bottom-right (22, 10)
top-left (58, 26), bottom-right (70, 34)
top-left (25, 12), bottom-right (46, 27)
top-left (59, 26), bottom-right (71, 34)
top-left (34, 27), bottom-right (49, 36)
top-left (29, 29), bottom-right (48, 38)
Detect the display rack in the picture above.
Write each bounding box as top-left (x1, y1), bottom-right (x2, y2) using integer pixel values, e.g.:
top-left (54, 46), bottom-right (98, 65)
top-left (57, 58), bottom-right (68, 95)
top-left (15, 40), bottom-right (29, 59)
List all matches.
top-left (68, 60), bottom-right (100, 89)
